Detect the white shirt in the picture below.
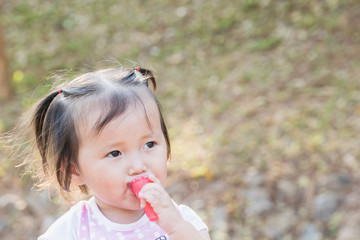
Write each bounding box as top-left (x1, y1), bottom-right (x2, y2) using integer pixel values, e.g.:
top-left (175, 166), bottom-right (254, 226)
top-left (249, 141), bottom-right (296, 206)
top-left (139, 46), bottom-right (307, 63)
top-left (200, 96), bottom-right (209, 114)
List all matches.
top-left (39, 197), bottom-right (208, 240)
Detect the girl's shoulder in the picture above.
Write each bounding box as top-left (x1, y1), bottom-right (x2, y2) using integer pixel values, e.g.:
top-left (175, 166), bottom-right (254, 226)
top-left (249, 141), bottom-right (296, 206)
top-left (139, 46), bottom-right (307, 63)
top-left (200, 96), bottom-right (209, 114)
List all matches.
top-left (173, 201), bottom-right (209, 232)
top-left (38, 200), bottom-right (88, 240)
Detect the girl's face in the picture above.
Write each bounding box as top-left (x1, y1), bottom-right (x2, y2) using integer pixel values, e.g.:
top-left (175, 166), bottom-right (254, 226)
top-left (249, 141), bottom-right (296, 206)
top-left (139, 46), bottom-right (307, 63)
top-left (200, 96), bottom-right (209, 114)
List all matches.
top-left (72, 96), bottom-right (168, 223)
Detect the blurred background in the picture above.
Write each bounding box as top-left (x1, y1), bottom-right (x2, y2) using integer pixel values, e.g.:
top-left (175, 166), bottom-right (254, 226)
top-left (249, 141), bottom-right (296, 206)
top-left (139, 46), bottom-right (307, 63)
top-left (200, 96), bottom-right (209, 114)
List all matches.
top-left (1, 0), bottom-right (360, 239)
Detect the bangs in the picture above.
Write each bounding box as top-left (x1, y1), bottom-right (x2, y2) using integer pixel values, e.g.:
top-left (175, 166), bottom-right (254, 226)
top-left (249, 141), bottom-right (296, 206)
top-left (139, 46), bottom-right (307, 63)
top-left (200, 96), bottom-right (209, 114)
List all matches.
top-left (94, 90), bottom-right (133, 133)
top-left (75, 87), bottom-right (153, 137)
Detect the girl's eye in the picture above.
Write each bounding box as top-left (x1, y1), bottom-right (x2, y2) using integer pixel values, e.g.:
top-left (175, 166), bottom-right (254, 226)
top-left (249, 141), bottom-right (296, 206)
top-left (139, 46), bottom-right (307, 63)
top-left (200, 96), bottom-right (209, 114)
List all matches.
top-left (106, 150), bottom-right (121, 158)
top-left (144, 141), bottom-right (155, 149)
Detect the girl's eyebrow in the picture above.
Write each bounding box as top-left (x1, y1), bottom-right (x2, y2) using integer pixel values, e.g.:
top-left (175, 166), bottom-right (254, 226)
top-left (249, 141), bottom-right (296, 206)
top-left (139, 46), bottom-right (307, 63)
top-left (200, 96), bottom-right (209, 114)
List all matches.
top-left (99, 132), bottom-right (161, 149)
top-left (99, 141), bottom-right (126, 150)
top-left (140, 132), bottom-right (157, 140)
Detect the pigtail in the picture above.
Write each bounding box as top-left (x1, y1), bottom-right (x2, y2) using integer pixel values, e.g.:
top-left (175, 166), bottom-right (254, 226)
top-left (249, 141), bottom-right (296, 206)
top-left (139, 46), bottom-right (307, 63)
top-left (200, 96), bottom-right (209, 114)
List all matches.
top-left (33, 91), bottom-right (61, 173)
top-left (33, 90), bottom-right (82, 198)
top-left (137, 67), bottom-right (156, 91)
top-left (1, 88), bottom-right (67, 198)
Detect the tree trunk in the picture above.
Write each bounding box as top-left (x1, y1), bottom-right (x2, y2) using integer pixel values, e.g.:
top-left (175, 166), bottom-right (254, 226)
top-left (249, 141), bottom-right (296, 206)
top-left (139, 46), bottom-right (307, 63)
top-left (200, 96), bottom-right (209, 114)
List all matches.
top-left (0, 17), bottom-right (12, 100)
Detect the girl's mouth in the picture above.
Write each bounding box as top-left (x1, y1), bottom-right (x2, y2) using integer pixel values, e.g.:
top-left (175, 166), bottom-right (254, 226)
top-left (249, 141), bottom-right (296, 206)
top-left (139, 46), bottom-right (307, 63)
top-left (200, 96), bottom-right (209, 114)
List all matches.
top-left (128, 175), bottom-right (150, 197)
top-left (128, 183), bottom-right (135, 195)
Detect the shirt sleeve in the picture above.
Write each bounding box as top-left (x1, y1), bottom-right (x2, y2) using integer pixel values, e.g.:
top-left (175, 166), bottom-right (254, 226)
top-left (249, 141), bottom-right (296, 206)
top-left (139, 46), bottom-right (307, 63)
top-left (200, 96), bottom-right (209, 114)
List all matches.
top-left (38, 201), bottom-right (84, 240)
top-left (176, 204), bottom-right (209, 232)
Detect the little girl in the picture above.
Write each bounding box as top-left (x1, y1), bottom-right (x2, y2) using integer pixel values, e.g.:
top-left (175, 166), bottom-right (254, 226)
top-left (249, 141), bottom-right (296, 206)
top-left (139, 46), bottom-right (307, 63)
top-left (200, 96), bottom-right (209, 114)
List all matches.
top-left (7, 67), bottom-right (210, 239)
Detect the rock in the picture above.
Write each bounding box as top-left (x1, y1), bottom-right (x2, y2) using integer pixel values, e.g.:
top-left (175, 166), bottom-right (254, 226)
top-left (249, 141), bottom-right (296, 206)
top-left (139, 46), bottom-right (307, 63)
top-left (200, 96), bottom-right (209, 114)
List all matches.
top-left (40, 215), bottom-right (58, 235)
top-left (277, 179), bottom-right (298, 204)
top-left (243, 187), bottom-right (273, 216)
top-left (300, 223), bottom-right (322, 240)
top-left (262, 209), bottom-right (296, 239)
top-left (210, 205), bottom-right (228, 239)
top-left (243, 168), bottom-right (264, 187)
top-left (343, 190), bottom-right (360, 209)
top-left (314, 193), bottom-right (339, 222)
top-left (326, 174), bottom-right (352, 191)
top-left (336, 212), bottom-right (360, 240)
top-left (0, 193), bottom-right (23, 210)
top-left (0, 217), bottom-right (9, 233)
top-left (233, 223), bottom-right (252, 240)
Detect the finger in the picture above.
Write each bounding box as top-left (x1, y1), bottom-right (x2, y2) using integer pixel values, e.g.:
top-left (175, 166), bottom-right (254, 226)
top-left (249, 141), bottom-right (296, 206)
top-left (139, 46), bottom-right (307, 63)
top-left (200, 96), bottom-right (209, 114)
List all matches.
top-left (147, 173), bottom-right (161, 184)
top-left (139, 188), bottom-right (162, 201)
top-left (139, 184), bottom-right (161, 199)
top-left (141, 192), bottom-right (163, 208)
top-left (140, 181), bottom-right (164, 192)
top-left (140, 198), bottom-right (147, 209)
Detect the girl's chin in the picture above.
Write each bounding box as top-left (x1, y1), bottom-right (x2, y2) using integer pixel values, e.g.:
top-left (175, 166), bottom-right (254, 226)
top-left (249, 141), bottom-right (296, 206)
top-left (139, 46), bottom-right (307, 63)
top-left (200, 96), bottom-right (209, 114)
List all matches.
top-left (128, 203), bottom-right (144, 213)
top-left (129, 195), bottom-right (141, 208)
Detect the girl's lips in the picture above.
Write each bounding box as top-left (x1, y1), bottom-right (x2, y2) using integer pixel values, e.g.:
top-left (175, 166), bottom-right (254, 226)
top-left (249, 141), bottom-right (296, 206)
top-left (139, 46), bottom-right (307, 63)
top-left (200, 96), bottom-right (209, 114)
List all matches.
top-left (127, 175), bottom-right (149, 195)
top-left (128, 183), bottom-right (135, 195)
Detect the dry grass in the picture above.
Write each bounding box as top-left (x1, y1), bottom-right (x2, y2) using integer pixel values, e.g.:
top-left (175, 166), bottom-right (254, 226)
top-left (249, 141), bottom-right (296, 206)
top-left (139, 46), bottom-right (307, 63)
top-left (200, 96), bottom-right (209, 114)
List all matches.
top-left (1, 0), bottom-right (360, 239)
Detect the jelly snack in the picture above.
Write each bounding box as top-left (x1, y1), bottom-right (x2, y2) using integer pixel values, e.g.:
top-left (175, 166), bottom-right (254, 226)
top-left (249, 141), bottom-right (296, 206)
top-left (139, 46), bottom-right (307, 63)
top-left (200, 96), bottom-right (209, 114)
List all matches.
top-left (129, 176), bottom-right (159, 221)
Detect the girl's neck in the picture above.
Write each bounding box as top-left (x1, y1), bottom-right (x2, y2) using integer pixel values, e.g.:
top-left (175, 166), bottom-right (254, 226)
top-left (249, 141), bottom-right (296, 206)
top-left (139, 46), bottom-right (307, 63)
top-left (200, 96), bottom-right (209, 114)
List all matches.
top-left (94, 199), bottom-right (145, 224)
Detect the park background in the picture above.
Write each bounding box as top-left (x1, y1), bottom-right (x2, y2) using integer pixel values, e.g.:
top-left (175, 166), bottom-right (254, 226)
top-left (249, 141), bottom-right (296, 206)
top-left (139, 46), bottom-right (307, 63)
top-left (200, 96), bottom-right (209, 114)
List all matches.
top-left (1, 0), bottom-right (360, 239)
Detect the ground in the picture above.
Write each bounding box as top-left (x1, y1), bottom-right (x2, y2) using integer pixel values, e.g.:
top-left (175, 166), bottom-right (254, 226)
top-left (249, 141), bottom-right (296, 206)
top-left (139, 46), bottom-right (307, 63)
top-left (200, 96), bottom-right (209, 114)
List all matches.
top-left (1, 0), bottom-right (360, 239)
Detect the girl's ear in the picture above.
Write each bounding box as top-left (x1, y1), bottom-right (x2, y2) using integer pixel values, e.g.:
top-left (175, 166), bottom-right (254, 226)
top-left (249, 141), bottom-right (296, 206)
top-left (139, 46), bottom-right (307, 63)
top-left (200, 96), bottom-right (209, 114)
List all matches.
top-left (71, 165), bottom-right (85, 186)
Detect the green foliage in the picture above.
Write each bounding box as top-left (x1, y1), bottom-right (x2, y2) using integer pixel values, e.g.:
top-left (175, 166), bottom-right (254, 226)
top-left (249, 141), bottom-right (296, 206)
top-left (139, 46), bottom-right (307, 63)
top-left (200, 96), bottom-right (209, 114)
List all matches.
top-left (2, 0), bottom-right (360, 239)
top-left (250, 36), bottom-right (282, 51)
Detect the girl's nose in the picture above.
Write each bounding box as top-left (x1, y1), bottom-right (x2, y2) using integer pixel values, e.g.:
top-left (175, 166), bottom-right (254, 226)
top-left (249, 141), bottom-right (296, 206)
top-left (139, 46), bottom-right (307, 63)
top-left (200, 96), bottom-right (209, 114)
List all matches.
top-left (128, 157), bottom-right (147, 176)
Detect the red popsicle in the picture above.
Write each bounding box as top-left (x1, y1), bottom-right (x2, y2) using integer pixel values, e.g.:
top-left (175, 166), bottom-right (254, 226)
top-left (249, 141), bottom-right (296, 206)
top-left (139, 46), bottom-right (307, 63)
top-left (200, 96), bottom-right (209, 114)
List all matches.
top-left (129, 176), bottom-right (158, 221)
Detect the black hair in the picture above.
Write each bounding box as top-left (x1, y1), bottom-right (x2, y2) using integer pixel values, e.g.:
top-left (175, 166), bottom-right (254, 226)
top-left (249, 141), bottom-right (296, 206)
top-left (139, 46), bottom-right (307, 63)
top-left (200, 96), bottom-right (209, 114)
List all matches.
top-left (18, 67), bottom-right (170, 199)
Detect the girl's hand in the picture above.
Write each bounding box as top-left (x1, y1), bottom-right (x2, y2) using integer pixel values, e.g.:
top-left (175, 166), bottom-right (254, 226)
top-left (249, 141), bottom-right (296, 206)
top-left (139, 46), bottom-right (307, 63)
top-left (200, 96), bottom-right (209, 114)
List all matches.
top-left (137, 174), bottom-right (183, 235)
